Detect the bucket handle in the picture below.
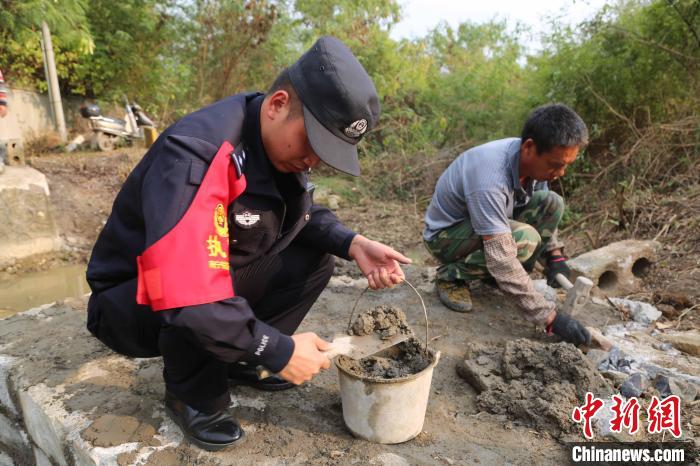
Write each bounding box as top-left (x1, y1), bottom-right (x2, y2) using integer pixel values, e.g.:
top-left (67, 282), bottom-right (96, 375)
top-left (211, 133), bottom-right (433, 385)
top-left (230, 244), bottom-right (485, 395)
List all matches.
top-left (346, 278), bottom-right (430, 354)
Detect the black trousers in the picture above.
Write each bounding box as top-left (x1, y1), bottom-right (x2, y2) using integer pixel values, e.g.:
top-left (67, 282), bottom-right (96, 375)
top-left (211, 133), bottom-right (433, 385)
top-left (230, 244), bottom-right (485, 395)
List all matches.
top-left (157, 242), bottom-right (335, 412)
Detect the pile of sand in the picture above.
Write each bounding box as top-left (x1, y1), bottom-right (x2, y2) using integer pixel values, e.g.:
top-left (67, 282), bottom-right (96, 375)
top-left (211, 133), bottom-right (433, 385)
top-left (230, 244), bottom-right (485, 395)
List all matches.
top-left (458, 339), bottom-right (612, 436)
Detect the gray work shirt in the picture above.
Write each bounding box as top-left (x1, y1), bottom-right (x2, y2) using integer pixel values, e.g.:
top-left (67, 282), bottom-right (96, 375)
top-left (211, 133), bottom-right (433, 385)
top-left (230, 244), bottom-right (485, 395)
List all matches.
top-left (424, 137), bottom-right (548, 240)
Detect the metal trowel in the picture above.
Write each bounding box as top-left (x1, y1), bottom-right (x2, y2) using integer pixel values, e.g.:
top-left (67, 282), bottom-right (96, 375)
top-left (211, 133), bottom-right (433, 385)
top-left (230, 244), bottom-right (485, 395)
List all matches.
top-left (256, 332), bottom-right (410, 379)
top-left (322, 332), bottom-right (411, 359)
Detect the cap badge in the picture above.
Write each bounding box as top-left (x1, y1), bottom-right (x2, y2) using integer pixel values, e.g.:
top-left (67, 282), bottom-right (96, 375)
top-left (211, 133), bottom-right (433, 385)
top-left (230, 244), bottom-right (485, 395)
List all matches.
top-left (344, 119), bottom-right (368, 138)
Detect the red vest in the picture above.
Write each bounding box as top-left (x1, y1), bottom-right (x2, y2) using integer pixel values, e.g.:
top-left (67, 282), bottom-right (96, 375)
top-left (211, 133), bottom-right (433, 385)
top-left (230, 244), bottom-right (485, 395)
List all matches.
top-left (136, 141), bottom-right (246, 311)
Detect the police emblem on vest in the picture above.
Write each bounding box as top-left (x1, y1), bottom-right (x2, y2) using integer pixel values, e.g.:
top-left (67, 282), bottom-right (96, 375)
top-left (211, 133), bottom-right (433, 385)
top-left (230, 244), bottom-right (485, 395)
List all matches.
top-left (235, 211), bottom-right (261, 227)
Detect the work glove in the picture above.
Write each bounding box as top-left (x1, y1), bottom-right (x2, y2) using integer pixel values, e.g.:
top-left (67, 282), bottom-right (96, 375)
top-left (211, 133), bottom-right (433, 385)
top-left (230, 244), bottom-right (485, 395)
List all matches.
top-left (547, 312), bottom-right (591, 346)
top-left (545, 254), bottom-right (571, 288)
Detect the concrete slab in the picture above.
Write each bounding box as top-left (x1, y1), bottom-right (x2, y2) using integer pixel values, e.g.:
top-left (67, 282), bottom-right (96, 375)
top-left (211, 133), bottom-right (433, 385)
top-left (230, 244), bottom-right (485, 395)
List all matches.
top-left (18, 385), bottom-right (71, 466)
top-left (0, 451), bottom-right (13, 466)
top-left (0, 355), bottom-right (19, 415)
top-left (568, 239), bottom-right (661, 293)
top-left (0, 411), bottom-right (29, 452)
top-left (0, 411), bottom-right (33, 465)
top-left (0, 166), bottom-right (62, 264)
top-left (34, 447), bottom-right (52, 466)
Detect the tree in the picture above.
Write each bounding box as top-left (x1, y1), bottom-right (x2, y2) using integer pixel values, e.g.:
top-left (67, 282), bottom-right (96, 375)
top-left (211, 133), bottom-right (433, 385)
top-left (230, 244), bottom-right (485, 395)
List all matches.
top-left (530, 0), bottom-right (700, 142)
top-left (181, 0), bottom-right (290, 107)
top-left (0, 0), bottom-right (93, 91)
top-left (71, 0), bottom-right (184, 116)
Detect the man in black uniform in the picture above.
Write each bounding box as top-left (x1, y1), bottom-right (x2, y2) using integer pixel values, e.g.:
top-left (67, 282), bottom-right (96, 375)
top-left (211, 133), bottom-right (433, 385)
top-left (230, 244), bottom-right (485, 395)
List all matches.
top-left (86, 37), bottom-right (411, 451)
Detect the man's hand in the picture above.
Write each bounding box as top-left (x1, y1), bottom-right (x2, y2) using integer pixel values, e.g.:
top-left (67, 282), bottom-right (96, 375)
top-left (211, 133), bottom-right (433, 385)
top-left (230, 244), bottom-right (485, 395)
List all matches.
top-left (348, 235), bottom-right (412, 290)
top-left (278, 332), bottom-right (331, 385)
top-left (545, 251), bottom-right (571, 288)
top-left (548, 312), bottom-right (591, 346)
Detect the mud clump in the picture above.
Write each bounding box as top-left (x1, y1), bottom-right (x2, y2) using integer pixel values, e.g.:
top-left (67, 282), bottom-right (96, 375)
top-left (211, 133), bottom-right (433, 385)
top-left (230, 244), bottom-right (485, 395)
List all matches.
top-left (350, 304), bottom-right (411, 340)
top-left (82, 414), bottom-right (157, 447)
top-left (458, 339), bottom-right (612, 437)
top-left (338, 338), bottom-right (432, 379)
top-left (339, 305), bottom-right (431, 380)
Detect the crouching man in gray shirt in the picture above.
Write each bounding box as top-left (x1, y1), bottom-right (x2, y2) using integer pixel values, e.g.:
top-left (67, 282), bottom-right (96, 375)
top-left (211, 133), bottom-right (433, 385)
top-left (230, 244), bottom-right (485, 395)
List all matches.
top-left (423, 104), bottom-right (590, 346)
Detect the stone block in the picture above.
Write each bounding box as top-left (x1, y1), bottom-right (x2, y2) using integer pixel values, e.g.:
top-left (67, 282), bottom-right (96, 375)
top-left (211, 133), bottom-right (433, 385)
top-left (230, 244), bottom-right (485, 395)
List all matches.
top-left (18, 386), bottom-right (69, 466)
top-left (585, 348), bottom-right (608, 364)
top-left (0, 139), bottom-right (25, 166)
top-left (568, 240), bottom-right (661, 293)
top-left (34, 447), bottom-right (53, 466)
top-left (661, 331), bottom-right (700, 357)
top-left (0, 355), bottom-right (18, 415)
top-left (1, 304), bottom-right (181, 466)
top-left (609, 298), bottom-right (662, 325)
top-left (0, 166), bottom-right (61, 263)
top-left (0, 411), bottom-right (30, 453)
top-left (601, 370), bottom-right (628, 387)
top-left (669, 378), bottom-right (697, 403)
top-left (6, 139), bottom-right (24, 166)
top-left (0, 451), bottom-right (13, 466)
top-left (620, 373), bottom-right (647, 398)
top-left (533, 279), bottom-right (557, 303)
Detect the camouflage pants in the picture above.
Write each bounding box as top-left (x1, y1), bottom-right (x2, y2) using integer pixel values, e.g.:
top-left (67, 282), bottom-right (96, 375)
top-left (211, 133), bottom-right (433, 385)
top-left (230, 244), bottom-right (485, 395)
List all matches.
top-left (425, 191), bottom-right (564, 282)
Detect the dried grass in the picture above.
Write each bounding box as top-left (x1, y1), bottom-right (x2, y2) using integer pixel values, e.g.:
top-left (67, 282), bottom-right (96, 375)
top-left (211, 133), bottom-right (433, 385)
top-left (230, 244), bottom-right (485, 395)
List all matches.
top-left (563, 116), bottom-right (700, 259)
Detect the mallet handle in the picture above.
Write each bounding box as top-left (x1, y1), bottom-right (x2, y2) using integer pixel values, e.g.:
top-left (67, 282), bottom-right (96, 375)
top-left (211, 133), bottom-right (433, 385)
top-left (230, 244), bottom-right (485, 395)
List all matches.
top-left (555, 273), bottom-right (574, 290)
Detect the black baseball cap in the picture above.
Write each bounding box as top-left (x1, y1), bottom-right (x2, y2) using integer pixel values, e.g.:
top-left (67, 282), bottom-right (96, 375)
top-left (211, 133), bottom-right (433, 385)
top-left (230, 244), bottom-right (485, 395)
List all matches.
top-left (288, 36), bottom-right (380, 177)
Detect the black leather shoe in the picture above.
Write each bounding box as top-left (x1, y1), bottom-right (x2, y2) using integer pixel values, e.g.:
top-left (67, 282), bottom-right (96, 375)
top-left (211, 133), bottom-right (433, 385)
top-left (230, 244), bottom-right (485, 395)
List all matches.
top-left (164, 391), bottom-right (244, 451)
top-left (228, 364), bottom-right (295, 391)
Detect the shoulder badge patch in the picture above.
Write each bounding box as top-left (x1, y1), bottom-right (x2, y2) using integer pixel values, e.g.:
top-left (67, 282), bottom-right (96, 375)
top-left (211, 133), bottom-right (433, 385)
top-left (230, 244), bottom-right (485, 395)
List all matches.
top-left (231, 148), bottom-right (247, 178)
top-left (235, 210), bottom-right (261, 227)
top-left (214, 203), bottom-right (228, 237)
top-left (207, 203), bottom-right (229, 268)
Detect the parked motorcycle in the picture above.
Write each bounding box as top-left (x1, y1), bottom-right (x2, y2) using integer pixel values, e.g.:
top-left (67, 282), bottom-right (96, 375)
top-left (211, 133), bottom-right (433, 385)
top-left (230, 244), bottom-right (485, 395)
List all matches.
top-left (80, 97), bottom-right (155, 151)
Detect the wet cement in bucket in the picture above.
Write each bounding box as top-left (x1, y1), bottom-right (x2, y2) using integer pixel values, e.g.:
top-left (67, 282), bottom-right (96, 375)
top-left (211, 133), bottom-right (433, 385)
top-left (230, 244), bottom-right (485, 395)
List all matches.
top-left (349, 304), bottom-right (412, 340)
top-left (337, 305), bottom-right (433, 380)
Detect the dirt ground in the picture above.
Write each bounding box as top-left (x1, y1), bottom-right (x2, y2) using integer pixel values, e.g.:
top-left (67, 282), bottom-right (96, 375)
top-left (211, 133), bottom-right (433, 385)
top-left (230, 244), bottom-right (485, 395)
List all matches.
top-left (2, 148), bottom-right (699, 463)
top-left (2, 267), bottom-right (697, 465)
